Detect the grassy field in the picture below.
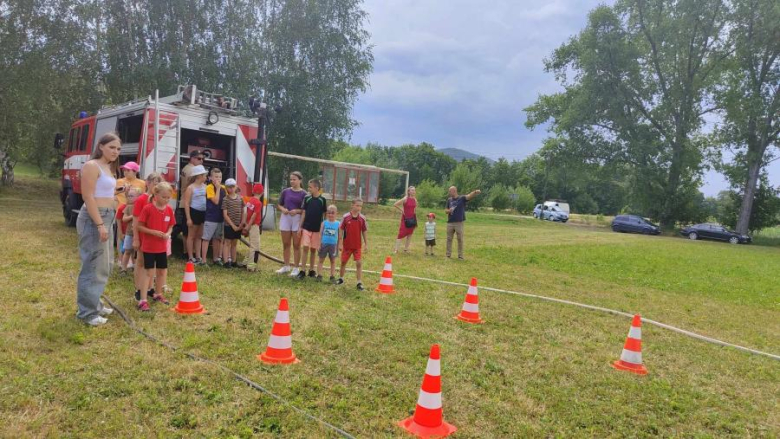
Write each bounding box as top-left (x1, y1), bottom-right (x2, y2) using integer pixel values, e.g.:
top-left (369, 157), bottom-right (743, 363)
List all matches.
top-left (1, 175), bottom-right (778, 438)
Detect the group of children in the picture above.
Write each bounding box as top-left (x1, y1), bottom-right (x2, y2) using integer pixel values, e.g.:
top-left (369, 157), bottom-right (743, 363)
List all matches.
top-left (113, 164), bottom-right (264, 311)
top-left (113, 166), bottom-right (438, 309)
top-left (182, 166), bottom-right (263, 269)
top-left (281, 178), bottom-right (369, 290)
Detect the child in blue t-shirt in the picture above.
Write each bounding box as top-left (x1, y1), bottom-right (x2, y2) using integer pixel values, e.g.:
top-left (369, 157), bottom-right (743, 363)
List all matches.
top-left (317, 205), bottom-right (341, 282)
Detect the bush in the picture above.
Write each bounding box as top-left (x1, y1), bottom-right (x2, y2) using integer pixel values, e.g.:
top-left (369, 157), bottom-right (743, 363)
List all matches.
top-left (449, 163), bottom-right (484, 211)
top-left (512, 185), bottom-right (536, 214)
top-left (416, 179), bottom-right (446, 208)
top-left (489, 184), bottom-right (512, 211)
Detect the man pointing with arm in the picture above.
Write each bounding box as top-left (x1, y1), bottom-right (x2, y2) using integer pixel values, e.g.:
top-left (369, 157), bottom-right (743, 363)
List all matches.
top-left (444, 186), bottom-right (481, 260)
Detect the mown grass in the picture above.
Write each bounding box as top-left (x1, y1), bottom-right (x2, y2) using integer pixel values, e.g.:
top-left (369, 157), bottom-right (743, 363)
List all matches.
top-left (1, 175), bottom-right (778, 438)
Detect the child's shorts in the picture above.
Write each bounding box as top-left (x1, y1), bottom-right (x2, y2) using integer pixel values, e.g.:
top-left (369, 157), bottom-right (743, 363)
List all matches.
top-left (224, 226), bottom-right (242, 240)
top-left (190, 209), bottom-right (206, 225)
top-left (143, 252), bottom-right (168, 269)
top-left (202, 221), bottom-right (224, 240)
top-left (279, 213), bottom-right (301, 232)
top-left (123, 234), bottom-right (134, 252)
top-left (425, 239), bottom-right (436, 247)
top-left (341, 247), bottom-right (362, 263)
top-left (301, 230), bottom-right (321, 250)
top-left (318, 243), bottom-right (338, 259)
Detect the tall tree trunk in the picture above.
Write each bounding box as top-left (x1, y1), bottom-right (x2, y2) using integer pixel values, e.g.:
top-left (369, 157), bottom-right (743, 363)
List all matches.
top-left (735, 143), bottom-right (766, 234)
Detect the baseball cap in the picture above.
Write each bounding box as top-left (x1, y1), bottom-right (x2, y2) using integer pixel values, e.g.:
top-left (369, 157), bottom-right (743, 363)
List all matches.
top-left (190, 165), bottom-right (208, 176)
top-left (224, 178), bottom-right (237, 186)
top-left (189, 149), bottom-right (204, 158)
top-left (252, 183), bottom-right (264, 194)
top-left (120, 161), bottom-right (140, 172)
top-left (427, 212), bottom-right (436, 219)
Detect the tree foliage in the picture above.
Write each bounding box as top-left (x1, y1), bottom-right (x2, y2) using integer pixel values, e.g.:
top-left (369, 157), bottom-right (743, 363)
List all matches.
top-left (526, 0), bottom-right (731, 227)
top-left (415, 179), bottom-right (446, 209)
top-left (513, 185), bottom-right (537, 214)
top-left (0, 0), bottom-right (373, 186)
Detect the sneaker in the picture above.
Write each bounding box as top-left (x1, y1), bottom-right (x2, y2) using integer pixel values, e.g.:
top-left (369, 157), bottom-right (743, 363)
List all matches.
top-left (329, 276), bottom-right (336, 284)
top-left (137, 301), bottom-right (150, 312)
top-left (214, 258), bottom-right (224, 267)
top-left (289, 268), bottom-right (300, 277)
top-left (296, 270), bottom-right (306, 280)
top-left (225, 260), bottom-right (234, 268)
top-left (336, 278), bottom-right (344, 285)
top-left (134, 289), bottom-right (141, 301)
top-left (152, 294), bottom-right (170, 305)
top-left (308, 270), bottom-right (316, 278)
top-left (85, 316), bottom-right (108, 326)
top-left (276, 265), bottom-right (291, 274)
top-left (98, 306), bottom-right (113, 317)
top-left (189, 257), bottom-right (198, 264)
top-left (458, 256), bottom-right (465, 260)
top-left (356, 283), bottom-right (365, 291)
top-left (316, 275), bottom-right (323, 282)
top-left (196, 258), bottom-right (206, 266)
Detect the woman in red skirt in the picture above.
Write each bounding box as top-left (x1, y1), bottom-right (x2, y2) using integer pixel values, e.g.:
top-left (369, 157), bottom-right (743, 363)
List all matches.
top-left (393, 186), bottom-right (418, 253)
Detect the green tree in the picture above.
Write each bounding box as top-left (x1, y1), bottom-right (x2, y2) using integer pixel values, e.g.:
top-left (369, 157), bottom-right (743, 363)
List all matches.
top-left (526, 0), bottom-right (731, 227)
top-left (415, 179), bottom-right (446, 208)
top-left (488, 183), bottom-right (512, 211)
top-left (513, 185), bottom-right (537, 214)
top-left (715, 0), bottom-right (780, 234)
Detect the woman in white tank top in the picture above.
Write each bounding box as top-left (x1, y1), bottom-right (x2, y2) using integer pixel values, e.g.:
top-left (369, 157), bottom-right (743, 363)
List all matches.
top-left (75, 132), bottom-right (121, 326)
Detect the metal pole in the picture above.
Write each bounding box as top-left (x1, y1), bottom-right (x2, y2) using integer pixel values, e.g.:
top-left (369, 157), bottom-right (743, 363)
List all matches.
top-left (404, 172), bottom-right (410, 197)
top-left (153, 89), bottom-right (159, 172)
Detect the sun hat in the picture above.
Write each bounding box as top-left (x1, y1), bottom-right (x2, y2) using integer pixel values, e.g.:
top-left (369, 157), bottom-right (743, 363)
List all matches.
top-left (190, 165), bottom-right (208, 176)
top-left (224, 178), bottom-right (237, 186)
top-left (120, 161), bottom-right (140, 172)
top-left (253, 183), bottom-right (264, 194)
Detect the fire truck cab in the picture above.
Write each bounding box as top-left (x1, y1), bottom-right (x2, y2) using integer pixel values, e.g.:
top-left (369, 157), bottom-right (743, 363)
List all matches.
top-left (58, 85), bottom-right (264, 229)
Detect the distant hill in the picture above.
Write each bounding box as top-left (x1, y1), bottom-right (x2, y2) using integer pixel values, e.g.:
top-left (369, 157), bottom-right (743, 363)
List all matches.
top-left (438, 148), bottom-right (495, 164)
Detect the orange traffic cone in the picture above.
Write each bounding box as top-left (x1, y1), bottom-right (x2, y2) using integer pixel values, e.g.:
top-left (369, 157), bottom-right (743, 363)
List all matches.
top-left (398, 344), bottom-right (457, 438)
top-left (173, 262), bottom-right (206, 314)
top-left (455, 277), bottom-right (483, 324)
top-left (611, 314), bottom-right (648, 375)
top-left (375, 256), bottom-right (395, 294)
top-left (258, 298), bottom-right (299, 364)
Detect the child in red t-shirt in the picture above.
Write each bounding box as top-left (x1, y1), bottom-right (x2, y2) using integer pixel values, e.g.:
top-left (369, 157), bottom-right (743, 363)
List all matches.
top-left (242, 183), bottom-right (264, 271)
top-left (136, 182), bottom-right (176, 311)
top-left (337, 198), bottom-right (368, 291)
top-left (132, 173), bottom-right (163, 303)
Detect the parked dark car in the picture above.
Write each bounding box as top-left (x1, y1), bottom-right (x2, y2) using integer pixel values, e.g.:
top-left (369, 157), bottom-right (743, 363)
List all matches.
top-left (679, 223), bottom-right (751, 244)
top-left (611, 215), bottom-right (661, 235)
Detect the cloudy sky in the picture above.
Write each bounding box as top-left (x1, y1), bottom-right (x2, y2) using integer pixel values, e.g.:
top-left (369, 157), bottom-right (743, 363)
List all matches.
top-left (350, 0), bottom-right (779, 196)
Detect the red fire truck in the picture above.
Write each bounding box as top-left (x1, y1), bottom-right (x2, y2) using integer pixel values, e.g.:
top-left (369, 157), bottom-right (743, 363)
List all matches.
top-left (57, 85), bottom-right (268, 230)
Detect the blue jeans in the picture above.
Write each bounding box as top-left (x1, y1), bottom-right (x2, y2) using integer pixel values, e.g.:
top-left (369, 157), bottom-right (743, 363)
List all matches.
top-left (76, 206), bottom-right (115, 321)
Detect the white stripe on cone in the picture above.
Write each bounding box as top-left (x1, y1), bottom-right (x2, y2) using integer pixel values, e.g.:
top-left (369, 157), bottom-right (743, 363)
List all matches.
top-left (417, 389), bottom-right (442, 410)
top-left (384, 263), bottom-right (392, 271)
top-left (628, 326), bottom-right (641, 340)
top-left (461, 302), bottom-right (479, 313)
top-left (275, 310), bottom-right (290, 324)
top-left (183, 272), bottom-right (196, 283)
top-left (425, 359), bottom-right (441, 376)
top-left (179, 291), bottom-right (200, 303)
top-left (620, 349), bottom-right (642, 365)
top-left (267, 334), bottom-right (292, 350)
top-left (467, 286), bottom-right (478, 296)
top-left (380, 277), bottom-right (393, 286)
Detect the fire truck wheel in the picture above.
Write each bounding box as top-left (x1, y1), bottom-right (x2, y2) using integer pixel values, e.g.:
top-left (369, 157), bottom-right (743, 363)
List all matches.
top-left (64, 192), bottom-right (79, 227)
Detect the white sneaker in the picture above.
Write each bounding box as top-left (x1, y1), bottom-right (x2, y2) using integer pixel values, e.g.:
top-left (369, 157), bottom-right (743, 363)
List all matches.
top-left (276, 265), bottom-right (291, 274)
top-left (85, 316), bottom-right (108, 326)
top-left (289, 268), bottom-right (300, 277)
top-left (98, 307), bottom-right (113, 317)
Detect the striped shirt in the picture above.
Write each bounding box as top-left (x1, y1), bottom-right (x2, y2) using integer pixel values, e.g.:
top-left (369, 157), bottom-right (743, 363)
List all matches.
top-left (222, 194), bottom-right (244, 226)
